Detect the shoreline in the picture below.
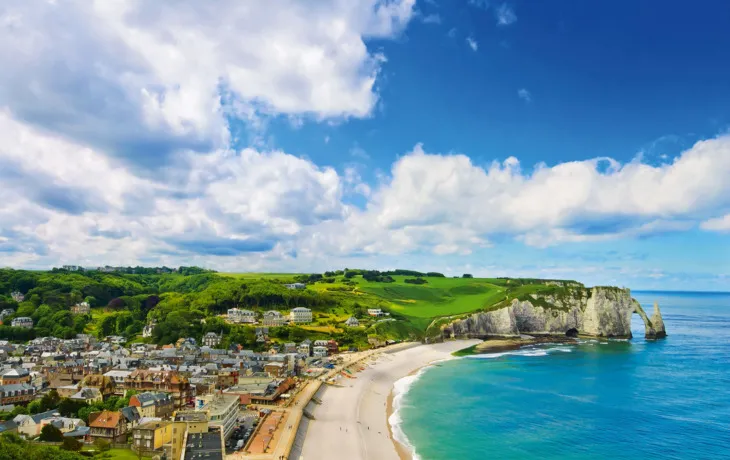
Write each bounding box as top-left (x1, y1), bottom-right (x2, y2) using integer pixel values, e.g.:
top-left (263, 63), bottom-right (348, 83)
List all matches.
top-left (299, 339), bottom-right (481, 460)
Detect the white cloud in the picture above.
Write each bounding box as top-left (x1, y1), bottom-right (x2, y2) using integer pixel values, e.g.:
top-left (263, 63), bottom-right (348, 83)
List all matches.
top-left (422, 14), bottom-right (441, 24)
top-left (468, 0), bottom-right (490, 10)
top-left (467, 36), bottom-right (479, 51)
top-left (517, 88), bottom-right (532, 103)
top-left (350, 145), bottom-right (371, 160)
top-left (448, 27), bottom-right (457, 38)
top-left (496, 3), bottom-right (517, 26)
top-left (701, 214), bottom-right (730, 232)
top-left (0, 0), bottom-right (417, 163)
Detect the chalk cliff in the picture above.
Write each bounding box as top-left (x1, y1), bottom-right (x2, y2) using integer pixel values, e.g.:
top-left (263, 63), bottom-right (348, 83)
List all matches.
top-left (442, 287), bottom-right (667, 340)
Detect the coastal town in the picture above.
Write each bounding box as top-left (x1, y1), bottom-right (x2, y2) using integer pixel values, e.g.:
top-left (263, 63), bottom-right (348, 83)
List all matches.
top-left (0, 289), bottom-right (401, 460)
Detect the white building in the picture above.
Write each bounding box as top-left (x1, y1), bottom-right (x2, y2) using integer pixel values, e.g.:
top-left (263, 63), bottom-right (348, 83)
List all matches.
top-left (345, 316), bottom-right (359, 327)
top-left (227, 308), bottom-right (256, 324)
top-left (198, 393), bottom-right (239, 439)
top-left (142, 321), bottom-right (156, 338)
top-left (202, 332), bottom-right (221, 347)
top-left (284, 283), bottom-right (306, 290)
top-left (10, 292), bottom-right (24, 303)
top-left (289, 307), bottom-right (312, 324)
top-left (312, 346), bottom-right (328, 358)
top-left (10, 317), bottom-right (33, 328)
top-left (262, 311), bottom-right (286, 327)
top-left (0, 309), bottom-right (15, 322)
top-left (367, 308), bottom-right (386, 317)
top-left (70, 302), bottom-right (90, 315)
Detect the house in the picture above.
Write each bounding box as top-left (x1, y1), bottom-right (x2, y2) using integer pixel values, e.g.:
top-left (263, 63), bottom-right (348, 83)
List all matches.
top-left (0, 420), bottom-right (18, 435)
top-left (120, 406), bottom-right (141, 429)
top-left (10, 291), bottom-right (24, 303)
top-left (81, 374), bottom-right (116, 398)
top-left (283, 342), bottom-right (297, 353)
top-left (129, 392), bottom-right (174, 419)
top-left (312, 346), bottom-right (328, 358)
top-left (103, 370), bottom-right (133, 394)
top-left (284, 283), bottom-right (306, 290)
top-left (367, 308), bottom-right (385, 317)
top-left (10, 317), bottom-right (33, 328)
top-left (0, 368), bottom-right (30, 385)
top-left (70, 387), bottom-right (103, 405)
top-left (264, 362), bottom-right (287, 378)
top-left (297, 339), bottom-right (312, 356)
top-left (0, 309), bottom-right (14, 323)
top-left (327, 340), bottom-right (339, 354)
top-left (142, 320), bottom-right (156, 338)
top-left (70, 302), bottom-right (90, 315)
top-left (40, 416), bottom-right (85, 434)
top-left (89, 410), bottom-right (128, 443)
top-left (227, 308), bottom-right (256, 324)
top-left (132, 420), bottom-right (172, 455)
top-left (202, 332), bottom-right (221, 347)
top-left (345, 316), bottom-right (360, 327)
top-left (290, 307), bottom-right (312, 324)
top-left (124, 370), bottom-right (191, 408)
top-left (0, 384), bottom-right (35, 405)
top-left (13, 409), bottom-right (60, 437)
top-left (262, 311), bottom-right (286, 327)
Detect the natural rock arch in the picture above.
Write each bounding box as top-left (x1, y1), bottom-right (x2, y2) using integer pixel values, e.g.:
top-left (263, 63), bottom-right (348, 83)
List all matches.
top-left (632, 300), bottom-right (667, 339)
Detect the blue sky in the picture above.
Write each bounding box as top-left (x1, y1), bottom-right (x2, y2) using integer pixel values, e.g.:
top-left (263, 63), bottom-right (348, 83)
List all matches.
top-left (0, 0), bottom-right (729, 290)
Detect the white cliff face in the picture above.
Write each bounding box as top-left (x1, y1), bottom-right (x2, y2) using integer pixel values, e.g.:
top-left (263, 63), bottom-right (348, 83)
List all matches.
top-left (443, 287), bottom-right (667, 340)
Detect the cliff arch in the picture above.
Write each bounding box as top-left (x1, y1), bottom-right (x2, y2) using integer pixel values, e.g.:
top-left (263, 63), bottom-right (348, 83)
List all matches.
top-left (632, 300), bottom-right (667, 340)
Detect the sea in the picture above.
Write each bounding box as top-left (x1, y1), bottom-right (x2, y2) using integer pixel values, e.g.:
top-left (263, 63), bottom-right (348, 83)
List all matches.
top-left (390, 291), bottom-right (730, 460)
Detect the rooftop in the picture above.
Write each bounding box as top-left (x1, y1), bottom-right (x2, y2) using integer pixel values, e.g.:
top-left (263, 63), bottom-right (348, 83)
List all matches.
top-left (184, 431), bottom-right (223, 460)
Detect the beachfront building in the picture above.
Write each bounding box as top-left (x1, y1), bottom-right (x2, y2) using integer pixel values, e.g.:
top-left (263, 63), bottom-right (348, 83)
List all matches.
top-left (202, 332), bottom-right (221, 347)
top-left (262, 311), bottom-right (286, 327)
top-left (10, 317), bottom-right (33, 328)
top-left (227, 308), bottom-right (256, 324)
top-left (70, 302), bottom-right (90, 315)
top-left (284, 283), bottom-right (306, 290)
top-left (290, 307), bottom-right (312, 324)
top-left (313, 346), bottom-right (328, 358)
top-left (197, 393), bottom-right (239, 439)
top-left (345, 316), bottom-right (359, 327)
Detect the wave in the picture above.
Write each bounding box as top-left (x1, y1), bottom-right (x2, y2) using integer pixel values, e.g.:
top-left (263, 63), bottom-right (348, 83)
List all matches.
top-left (465, 345), bottom-right (574, 360)
top-left (389, 367), bottom-right (432, 460)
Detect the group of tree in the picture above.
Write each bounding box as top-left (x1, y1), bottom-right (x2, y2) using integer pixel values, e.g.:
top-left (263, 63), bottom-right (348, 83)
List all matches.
top-left (404, 278), bottom-right (428, 285)
top-left (0, 433), bottom-right (85, 459)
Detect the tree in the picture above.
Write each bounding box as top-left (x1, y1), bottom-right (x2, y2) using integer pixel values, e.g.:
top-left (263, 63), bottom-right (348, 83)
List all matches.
top-left (61, 437), bottom-right (82, 452)
top-left (93, 438), bottom-right (111, 452)
top-left (39, 424), bottom-right (64, 442)
top-left (27, 400), bottom-right (42, 414)
top-left (462, 274), bottom-right (473, 278)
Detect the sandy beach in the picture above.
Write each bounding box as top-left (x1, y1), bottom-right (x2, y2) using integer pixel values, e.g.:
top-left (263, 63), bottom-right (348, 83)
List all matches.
top-left (297, 340), bottom-right (481, 460)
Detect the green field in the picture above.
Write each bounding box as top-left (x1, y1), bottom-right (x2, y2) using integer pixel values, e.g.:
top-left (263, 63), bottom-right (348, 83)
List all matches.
top-left (353, 276), bottom-right (508, 318)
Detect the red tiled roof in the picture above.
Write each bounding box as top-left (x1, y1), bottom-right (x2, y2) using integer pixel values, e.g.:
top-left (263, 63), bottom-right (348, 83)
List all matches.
top-left (89, 410), bottom-right (121, 428)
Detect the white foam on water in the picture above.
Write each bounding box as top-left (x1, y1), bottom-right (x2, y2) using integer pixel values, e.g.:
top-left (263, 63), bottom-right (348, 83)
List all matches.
top-left (389, 366), bottom-right (432, 460)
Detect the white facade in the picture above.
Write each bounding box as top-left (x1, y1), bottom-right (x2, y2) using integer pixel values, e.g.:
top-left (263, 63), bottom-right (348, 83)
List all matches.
top-left (345, 316), bottom-right (359, 327)
top-left (227, 308), bottom-right (256, 324)
top-left (367, 309), bottom-right (385, 317)
top-left (11, 317), bottom-right (33, 328)
top-left (10, 292), bottom-right (24, 303)
top-left (200, 393), bottom-right (239, 439)
top-left (312, 346), bottom-right (328, 358)
top-left (289, 307), bottom-right (312, 324)
top-left (262, 311), bottom-right (286, 327)
top-left (284, 283), bottom-right (306, 290)
top-left (203, 332), bottom-right (221, 347)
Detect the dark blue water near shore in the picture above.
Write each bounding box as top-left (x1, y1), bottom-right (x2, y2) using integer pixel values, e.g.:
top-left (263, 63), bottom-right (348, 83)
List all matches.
top-left (396, 291), bottom-right (730, 459)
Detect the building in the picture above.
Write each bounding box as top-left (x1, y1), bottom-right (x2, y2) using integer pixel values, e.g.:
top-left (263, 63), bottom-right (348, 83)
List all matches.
top-left (0, 420), bottom-right (18, 435)
top-left (125, 370), bottom-right (191, 408)
top-left (69, 387), bottom-right (103, 405)
top-left (0, 368), bottom-right (30, 385)
top-left (289, 307), bottom-right (312, 324)
top-left (120, 406), bottom-right (141, 430)
top-left (81, 374), bottom-right (116, 398)
top-left (129, 392), bottom-right (174, 419)
top-left (10, 292), bottom-right (24, 303)
top-left (283, 342), bottom-right (297, 353)
top-left (70, 302), bottom-right (90, 315)
top-left (168, 411), bottom-right (209, 460)
top-left (312, 346), bottom-right (328, 358)
top-left (203, 332), bottom-right (221, 347)
top-left (39, 416), bottom-right (85, 434)
top-left (0, 384), bottom-right (35, 405)
top-left (103, 370), bottom-right (133, 394)
top-left (89, 410), bottom-right (128, 443)
top-left (132, 421), bottom-right (172, 455)
top-left (142, 320), bottom-right (156, 338)
top-left (345, 316), bottom-right (360, 327)
top-left (262, 311), bottom-right (286, 327)
top-left (197, 393), bottom-right (238, 439)
top-left (264, 362), bottom-right (287, 378)
top-left (227, 308), bottom-right (256, 324)
top-left (284, 283), bottom-right (306, 290)
top-left (10, 317), bottom-right (33, 328)
top-left (13, 410), bottom-right (60, 437)
top-left (367, 308), bottom-right (385, 317)
top-left (181, 429), bottom-right (224, 460)
top-left (0, 309), bottom-right (14, 323)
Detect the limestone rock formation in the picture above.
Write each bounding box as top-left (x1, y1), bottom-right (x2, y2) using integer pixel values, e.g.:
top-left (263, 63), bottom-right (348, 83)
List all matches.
top-left (442, 287), bottom-right (667, 340)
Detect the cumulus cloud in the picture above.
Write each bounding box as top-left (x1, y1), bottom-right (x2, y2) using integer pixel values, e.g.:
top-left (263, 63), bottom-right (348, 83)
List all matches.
top-left (422, 14), bottom-right (441, 24)
top-left (0, 0), bottom-right (416, 166)
top-left (701, 214), bottom-right (730, 232)
top-left (496, 3), bottom-right (517, 26)
top-left (467, 36), bottom-right (479, 51)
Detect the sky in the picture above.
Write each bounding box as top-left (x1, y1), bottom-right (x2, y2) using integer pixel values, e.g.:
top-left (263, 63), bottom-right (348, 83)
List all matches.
top-left (0, 0), bottom-right (729, 290)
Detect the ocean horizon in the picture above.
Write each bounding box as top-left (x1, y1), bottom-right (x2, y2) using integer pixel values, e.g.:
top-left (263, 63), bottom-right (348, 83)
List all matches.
top-left (391, 290), bottom-right (730, 460)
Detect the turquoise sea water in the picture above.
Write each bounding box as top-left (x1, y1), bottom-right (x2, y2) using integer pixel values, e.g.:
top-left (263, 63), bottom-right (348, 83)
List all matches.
top-left (394, 291), bottom-right (730, 460)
